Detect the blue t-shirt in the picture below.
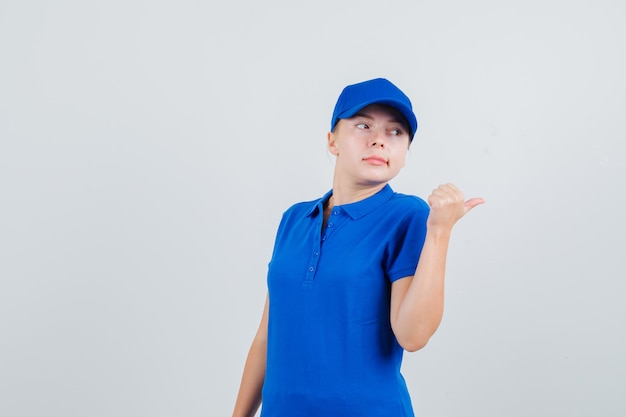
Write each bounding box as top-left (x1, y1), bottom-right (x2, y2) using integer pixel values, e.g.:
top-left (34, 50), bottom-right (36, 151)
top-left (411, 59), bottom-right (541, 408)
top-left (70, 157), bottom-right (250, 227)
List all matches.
top-left (261, 184), bottom-right (429, 417)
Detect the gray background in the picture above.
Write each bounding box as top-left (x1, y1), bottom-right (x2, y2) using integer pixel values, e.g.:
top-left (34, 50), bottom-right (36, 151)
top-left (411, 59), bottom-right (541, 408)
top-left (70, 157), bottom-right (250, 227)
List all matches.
top-left (1, 0), bottom-right (624, 416)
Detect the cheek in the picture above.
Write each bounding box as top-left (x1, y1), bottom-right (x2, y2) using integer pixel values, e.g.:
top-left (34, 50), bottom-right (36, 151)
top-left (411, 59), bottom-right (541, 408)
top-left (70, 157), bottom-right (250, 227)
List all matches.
top-left (393, 148), bottom-right (409, 167)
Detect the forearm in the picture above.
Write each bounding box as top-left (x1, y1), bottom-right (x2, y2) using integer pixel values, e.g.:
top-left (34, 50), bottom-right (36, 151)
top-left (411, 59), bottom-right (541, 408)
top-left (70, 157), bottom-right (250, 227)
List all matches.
top-left (233, 296), bottom-right (268, 417)
top-left (232, 336), bottom-right (266, 417)
top-left (393, 227), bottom-right (451, 351)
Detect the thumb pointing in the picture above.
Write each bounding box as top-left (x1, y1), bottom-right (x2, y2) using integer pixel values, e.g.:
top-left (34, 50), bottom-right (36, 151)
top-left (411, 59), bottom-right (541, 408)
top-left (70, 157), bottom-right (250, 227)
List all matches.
top-left (464, 197), bottom-right (485, 214)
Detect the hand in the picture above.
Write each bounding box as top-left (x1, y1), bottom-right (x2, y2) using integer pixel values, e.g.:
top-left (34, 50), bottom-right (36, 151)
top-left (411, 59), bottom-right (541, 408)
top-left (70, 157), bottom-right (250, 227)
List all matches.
top-left (426, 183), bottom-right (484, 231)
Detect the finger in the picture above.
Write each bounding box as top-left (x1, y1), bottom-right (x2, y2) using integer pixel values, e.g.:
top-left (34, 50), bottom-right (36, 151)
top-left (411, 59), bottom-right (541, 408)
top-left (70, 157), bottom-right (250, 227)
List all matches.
top-left (428, 190), bottom-right (456, 206)
top-left (444, 183), bottom-right (461, 193)
top-left (432, 184), bottom-right (460, 197)
top-left (435, 183), bottom-right (457, 194)
top-left (464, 197), bottom-right (485, 213)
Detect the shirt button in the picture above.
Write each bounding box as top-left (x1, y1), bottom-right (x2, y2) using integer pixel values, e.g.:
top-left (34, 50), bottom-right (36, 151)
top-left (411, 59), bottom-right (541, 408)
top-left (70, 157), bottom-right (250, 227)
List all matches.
top-left (333, 210), bottom-right (340, 215)
top-left (328, 222), bottom-right (334, 228)
top-left (322, 235), bottom-right (327, 241)
top-left (313, 251), bottom-right (319, 256)
top-left (309, 266), bottom-right (314, 272)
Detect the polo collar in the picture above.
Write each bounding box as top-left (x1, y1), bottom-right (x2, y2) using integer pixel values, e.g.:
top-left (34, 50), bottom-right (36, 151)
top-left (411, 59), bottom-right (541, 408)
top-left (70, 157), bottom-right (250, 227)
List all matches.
top-left (306, 184), bottom-right (394, 220)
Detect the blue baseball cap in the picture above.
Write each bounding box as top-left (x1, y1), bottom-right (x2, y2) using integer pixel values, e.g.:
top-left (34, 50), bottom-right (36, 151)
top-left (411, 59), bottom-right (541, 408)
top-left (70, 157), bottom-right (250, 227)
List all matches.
top-left (330, 78), bottom-right (418, 140)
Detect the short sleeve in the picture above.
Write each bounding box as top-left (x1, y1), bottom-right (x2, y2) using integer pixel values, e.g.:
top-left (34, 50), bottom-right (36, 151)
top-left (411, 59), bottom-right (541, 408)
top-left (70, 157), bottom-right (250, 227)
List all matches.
top-left (384, 203), bottom-right (429, 282)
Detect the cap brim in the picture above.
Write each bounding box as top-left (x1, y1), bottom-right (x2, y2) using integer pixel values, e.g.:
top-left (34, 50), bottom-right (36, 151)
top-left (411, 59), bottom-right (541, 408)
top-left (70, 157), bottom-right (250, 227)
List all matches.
top-left (334, 98), bottom-right (418, 139)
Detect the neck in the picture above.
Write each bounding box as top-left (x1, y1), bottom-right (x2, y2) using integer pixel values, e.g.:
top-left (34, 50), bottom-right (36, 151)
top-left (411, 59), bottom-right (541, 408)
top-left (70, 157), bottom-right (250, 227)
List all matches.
top-left (330, 179), bottom-right (387, 206)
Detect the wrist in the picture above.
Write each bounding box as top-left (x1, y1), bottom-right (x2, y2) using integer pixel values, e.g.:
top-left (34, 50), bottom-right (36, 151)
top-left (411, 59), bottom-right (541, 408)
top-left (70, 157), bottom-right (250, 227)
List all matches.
top-left (426, 225), bottom-right (452, 241)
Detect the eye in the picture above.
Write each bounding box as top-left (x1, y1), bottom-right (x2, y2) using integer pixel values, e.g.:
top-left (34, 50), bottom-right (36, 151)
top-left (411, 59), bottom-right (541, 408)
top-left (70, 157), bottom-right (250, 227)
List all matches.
top-left (390, 128), bottom-right (402, 136)
top-left (356, 123), bottom-right (369, 129)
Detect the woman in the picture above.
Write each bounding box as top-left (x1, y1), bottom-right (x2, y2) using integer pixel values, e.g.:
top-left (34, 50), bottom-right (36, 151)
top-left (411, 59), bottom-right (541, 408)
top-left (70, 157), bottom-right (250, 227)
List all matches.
top-left (232, 78), bottom-right (484, 417)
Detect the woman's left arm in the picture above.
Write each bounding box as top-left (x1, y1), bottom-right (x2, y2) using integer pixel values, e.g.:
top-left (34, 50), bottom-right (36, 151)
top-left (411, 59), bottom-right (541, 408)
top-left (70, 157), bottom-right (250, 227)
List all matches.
top-left (390, 183), bottom-right (484, 352)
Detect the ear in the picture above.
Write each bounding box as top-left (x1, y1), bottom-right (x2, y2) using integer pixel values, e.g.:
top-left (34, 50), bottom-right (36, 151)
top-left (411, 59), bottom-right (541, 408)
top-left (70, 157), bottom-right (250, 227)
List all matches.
top-left (327, 132), bottom-right (339, 155)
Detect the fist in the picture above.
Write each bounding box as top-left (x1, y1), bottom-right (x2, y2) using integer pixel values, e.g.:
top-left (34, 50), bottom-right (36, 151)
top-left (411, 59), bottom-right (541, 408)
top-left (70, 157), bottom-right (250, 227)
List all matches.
top-left (426, 183), bottom-right (484, 230)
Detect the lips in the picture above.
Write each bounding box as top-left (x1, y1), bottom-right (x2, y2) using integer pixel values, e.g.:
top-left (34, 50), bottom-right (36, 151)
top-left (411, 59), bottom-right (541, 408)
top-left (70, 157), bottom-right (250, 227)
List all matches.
top-left (363, 155), bottom-right (388, 166)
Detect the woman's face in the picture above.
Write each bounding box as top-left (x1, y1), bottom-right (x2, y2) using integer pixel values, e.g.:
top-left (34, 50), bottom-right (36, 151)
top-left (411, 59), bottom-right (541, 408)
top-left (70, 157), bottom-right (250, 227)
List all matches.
top-left (328, 104), bottom-right (411, 188)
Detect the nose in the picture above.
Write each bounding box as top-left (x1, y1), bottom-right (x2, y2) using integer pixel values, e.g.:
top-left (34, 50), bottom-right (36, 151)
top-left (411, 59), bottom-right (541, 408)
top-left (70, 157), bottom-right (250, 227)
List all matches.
top-left (369, 130), bottom-right (385, 148)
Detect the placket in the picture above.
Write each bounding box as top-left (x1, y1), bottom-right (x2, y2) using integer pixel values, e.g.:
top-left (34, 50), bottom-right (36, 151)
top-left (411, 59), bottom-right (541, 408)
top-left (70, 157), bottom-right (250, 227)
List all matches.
top-left (303, 206), bottom-right (346, 287)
